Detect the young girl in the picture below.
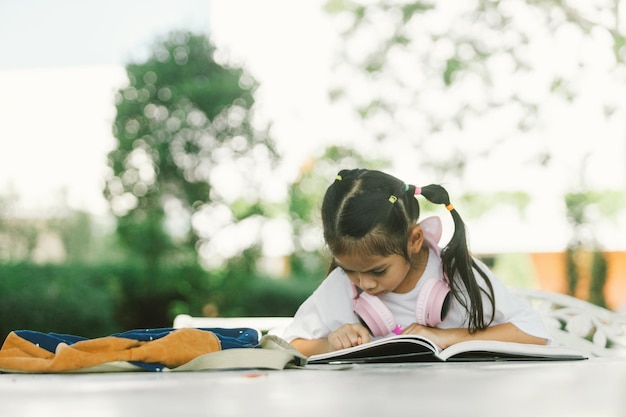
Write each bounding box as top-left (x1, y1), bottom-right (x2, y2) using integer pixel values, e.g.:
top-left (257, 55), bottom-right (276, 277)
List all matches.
top-left (282, 168), bottom-right (549, 357)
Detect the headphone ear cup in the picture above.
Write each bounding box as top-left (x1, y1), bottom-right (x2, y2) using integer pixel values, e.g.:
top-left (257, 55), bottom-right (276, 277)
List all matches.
top-left (353, 292), bottom-right (397, 337)
top-left (415, 278), bottom-right (451, 327)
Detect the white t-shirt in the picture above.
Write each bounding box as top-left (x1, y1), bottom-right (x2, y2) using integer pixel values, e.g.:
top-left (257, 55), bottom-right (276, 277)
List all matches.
top-left (280, 247), bottom-right (550, 342)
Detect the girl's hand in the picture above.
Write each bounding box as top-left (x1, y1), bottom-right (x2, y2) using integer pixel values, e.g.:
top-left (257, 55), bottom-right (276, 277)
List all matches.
top-left (328, 323), bottom-right (371, 351)
top-left (401, 323), bottom-right (456, 349)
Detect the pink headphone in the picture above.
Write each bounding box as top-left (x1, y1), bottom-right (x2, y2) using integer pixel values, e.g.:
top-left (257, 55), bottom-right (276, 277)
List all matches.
top-left (351, 216), bottom-right (451, 336)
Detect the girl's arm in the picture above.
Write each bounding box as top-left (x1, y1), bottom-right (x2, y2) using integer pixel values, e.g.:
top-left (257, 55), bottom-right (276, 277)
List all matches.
top-left (292, 322), bottom-right (546, 356)
top-left (290, 322), bottom-right (372, 356)
top-left (290, 338), bottom-right (332, 357)
top-left (401, 322), bottom-right (548, 349)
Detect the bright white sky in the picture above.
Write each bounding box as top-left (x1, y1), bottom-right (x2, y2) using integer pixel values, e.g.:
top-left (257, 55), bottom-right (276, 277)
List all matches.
top-left (0, 0), bottom-right (624, 252)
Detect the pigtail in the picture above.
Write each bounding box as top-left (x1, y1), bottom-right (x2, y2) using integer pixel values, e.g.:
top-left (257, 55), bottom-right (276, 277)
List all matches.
top-left (419, 184), bottom-right (495, 332)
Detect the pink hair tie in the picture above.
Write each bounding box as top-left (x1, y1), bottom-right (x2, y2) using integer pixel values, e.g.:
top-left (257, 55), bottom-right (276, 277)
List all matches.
top-left (414, 186), bottom-right (421, 196)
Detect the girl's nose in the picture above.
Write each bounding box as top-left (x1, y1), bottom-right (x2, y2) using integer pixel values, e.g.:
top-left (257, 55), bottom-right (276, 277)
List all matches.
top-left (359, 275), bottom-right (377, 292)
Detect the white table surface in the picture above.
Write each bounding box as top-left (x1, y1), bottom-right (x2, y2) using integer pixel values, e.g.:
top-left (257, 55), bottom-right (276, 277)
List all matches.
top-left (1, 358), bottom-right (625, 417)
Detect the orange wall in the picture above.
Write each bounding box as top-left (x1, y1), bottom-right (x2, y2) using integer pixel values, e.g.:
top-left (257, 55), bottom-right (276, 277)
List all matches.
top-left (605, 252), bottom-right (626, 311)
top-left (531, 251), bottom-right (626, 312)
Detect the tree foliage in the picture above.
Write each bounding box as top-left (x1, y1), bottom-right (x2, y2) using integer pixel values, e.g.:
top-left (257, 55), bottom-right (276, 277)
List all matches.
top-left (104, 31), bottom-right (277, 266)
top-left (325, 0), bottom-right (626, 180)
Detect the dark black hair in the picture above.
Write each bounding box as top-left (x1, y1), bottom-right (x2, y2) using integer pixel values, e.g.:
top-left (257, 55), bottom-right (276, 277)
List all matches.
top-left (321, 168), bottom-right (495, 332)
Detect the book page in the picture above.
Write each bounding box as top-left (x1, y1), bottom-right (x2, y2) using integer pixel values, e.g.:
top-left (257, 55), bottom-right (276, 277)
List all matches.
top-left (439, 340), bottom-right (588, 361)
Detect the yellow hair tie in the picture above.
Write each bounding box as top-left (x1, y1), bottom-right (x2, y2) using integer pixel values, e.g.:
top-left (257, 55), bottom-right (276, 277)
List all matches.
top-left (445, 203), bottom-right (454, 211)
top-left (335, 175), bottom-right (342, 181)
top-left (388, 195), bottom-right (398, 204)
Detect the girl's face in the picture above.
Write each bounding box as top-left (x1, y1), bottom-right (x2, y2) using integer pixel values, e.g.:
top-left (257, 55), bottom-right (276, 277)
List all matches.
top-left (333, 251), bottom-right (417, 295)
top-left (333, 225), bottom-right (427, 295)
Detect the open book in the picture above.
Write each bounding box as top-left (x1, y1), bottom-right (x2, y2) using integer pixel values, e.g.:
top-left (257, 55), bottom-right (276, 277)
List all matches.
top-left (307, 335), bottom-right (588, 364)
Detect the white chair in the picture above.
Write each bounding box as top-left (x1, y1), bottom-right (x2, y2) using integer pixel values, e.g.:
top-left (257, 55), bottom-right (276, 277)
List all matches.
top-left (512, 287), bottom-right (626, 358)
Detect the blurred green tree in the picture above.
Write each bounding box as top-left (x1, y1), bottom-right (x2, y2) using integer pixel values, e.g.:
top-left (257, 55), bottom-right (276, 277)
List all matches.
top-left (0, 186), bottom-right (38, 262)
top-left (564, 188), bottom-right (626, 307)
top-left (104, 31), bottom-right (277, 267)
top-left (325, 0), bottom-right (626, 180)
